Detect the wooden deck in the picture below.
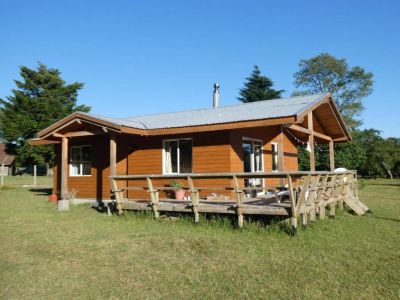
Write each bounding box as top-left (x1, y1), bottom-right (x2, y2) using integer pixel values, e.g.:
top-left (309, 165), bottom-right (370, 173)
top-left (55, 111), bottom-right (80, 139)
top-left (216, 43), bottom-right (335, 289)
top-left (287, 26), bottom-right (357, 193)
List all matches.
top-left (110, 171), bottom-right (369, 231)
top-left (122, 196), bottom-right (291, 216)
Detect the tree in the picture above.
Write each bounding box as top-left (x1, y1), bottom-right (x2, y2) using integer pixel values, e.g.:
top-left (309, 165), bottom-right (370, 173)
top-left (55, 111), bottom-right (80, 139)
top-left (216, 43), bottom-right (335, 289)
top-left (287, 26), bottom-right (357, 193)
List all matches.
top-left (0, 63), bottom-right (90, 170)
top-left (293, 53), bottom-right (373, 128)
top-left (238, 65), bottom-right (284, 103)
top-left (301, 129), bottom-right (400, 178)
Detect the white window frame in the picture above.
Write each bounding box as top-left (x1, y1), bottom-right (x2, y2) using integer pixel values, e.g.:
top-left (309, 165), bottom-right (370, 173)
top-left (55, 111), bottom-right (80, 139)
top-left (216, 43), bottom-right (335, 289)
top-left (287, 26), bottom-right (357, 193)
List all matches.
top-left (162, 138), bottom-right (192, 174)
top-left (69, 145), bottom-right (92, 177)
top-left (242, 137), bottom-right (264, 173)
top-left (271, 142), bottom-right (279, 173)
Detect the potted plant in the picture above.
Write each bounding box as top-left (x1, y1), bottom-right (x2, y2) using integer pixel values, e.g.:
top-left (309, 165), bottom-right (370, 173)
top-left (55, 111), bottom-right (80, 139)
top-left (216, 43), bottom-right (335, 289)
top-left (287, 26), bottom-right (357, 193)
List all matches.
top-left (171, 180), bottom-right (186, 200)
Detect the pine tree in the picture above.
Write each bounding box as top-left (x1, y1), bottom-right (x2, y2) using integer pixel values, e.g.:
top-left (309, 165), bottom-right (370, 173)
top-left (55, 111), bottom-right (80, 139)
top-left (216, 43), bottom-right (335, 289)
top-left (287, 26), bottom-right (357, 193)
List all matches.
top-left (0, 63), bottom-right (90, 169)
top-left (238, 65), bottom-right (284, 103)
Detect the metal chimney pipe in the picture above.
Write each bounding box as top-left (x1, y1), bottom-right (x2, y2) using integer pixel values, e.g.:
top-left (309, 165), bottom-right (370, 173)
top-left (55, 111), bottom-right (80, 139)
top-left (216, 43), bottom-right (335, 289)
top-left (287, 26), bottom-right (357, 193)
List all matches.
top-left (213, 83), bottom-right (220, 108)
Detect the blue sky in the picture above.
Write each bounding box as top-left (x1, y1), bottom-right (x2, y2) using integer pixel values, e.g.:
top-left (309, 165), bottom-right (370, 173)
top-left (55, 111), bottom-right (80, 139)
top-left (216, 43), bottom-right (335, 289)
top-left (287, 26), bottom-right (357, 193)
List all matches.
top-left (1, 0), bottom-right (399, 137)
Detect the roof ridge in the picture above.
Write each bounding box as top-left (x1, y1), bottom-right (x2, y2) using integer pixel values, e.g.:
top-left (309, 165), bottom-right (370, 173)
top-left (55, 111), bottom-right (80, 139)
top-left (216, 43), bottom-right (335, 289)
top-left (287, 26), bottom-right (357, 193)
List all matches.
top-left (123, 93), bottom-right (327, 120)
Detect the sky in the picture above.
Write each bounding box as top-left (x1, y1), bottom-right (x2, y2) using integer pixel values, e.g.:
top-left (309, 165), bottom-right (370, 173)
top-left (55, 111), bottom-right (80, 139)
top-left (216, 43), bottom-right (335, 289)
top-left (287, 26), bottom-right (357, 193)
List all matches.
top-left (1, 0), bottom-right (399, 137)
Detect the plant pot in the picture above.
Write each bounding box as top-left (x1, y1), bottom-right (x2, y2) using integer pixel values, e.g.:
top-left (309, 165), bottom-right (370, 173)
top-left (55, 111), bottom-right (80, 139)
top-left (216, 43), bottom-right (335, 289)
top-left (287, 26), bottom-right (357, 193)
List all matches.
top-left (48, 194), bottom-right (58, 203)
top-left (174, 189), bottom-right (186, 200)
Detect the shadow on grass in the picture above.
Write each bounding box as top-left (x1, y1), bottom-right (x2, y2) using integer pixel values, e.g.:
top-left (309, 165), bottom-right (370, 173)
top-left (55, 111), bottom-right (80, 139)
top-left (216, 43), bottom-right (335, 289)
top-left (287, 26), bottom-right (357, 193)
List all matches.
top-left (29, 188), bottom-right (52, 196)
top-left (373, 216), bottom-right (400, 223)
top-left (364, 183), bottom-right (400, 187)
top-left (107, 209), bottom-right (295, 235)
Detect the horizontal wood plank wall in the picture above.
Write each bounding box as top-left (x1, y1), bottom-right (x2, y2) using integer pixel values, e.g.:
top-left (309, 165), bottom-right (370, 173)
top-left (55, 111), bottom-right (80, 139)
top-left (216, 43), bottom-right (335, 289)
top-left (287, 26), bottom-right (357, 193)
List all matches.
top-left (67, 135), bottom-right (110, 199)
top-left (230, 126), bottom-right (298, 189)
top-left (53, 127), bottom-right (299, 200)
top-left (126, 131), bottom-right (232, 199)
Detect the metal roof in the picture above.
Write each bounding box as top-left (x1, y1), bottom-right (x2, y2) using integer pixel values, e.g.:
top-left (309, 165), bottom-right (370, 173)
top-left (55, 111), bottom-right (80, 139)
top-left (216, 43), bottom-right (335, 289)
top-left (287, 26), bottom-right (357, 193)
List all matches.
top-left (81, 94), bottom-right (328, 130)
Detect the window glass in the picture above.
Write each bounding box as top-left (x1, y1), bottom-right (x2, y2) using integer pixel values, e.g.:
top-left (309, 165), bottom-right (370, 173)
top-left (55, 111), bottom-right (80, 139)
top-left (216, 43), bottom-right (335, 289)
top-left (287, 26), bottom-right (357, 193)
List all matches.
top-left (71, 163), bottom-right (80, 176)
top-left (242, 141), bottom-right (252, 172)
top-left (70, 146), bottom-right (92, 176)
top-left (82, 146), bottom-right (91, 161)
top-left (164, 139), bottom-right (192, 174)
top-left (179, 139), bottom-right (192, 173)
top-left (164, 141), bottom-right (178, 173)
top-left (272, 143), bottom-right (279, 172)
top-left (71, 147), bottom-right (81, 162)
top-left (253, 141), bottom-right (263, 172)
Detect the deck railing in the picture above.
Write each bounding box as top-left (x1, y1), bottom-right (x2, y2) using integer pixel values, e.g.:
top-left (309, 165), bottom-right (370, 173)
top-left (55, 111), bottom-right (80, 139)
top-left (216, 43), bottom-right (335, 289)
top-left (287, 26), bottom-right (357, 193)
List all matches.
top-left (110, 171), bottom-right (367, 230)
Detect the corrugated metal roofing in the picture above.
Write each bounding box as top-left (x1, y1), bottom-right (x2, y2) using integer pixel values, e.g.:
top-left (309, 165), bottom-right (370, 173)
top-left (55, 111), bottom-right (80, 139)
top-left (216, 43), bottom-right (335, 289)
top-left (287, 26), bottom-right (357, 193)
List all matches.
top-left (81, 94), bottom-right (328, 130)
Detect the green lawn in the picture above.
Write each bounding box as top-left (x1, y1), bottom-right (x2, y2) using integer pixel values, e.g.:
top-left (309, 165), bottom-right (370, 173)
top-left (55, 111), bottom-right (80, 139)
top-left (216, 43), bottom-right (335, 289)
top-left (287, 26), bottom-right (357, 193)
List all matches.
top-left (0, 178), bottom-right (399, 299)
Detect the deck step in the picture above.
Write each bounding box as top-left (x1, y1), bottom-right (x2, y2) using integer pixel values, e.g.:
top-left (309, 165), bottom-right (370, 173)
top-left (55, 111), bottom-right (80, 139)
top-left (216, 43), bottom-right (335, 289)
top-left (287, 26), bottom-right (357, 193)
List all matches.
top-left (344, 197), bottom-right (368, 215)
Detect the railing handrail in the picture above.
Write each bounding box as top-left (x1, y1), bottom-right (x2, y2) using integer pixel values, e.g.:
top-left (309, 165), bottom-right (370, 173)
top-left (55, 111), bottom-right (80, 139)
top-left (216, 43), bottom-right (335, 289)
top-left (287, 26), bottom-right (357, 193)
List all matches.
top-left (109, 170), bottom-right (356, 180)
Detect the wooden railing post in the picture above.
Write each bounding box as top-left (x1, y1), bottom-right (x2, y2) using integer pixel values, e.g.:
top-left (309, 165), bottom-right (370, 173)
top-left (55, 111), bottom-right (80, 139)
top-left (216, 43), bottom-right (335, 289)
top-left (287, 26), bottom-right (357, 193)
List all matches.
top-left (287, 175), bottom-right (297, 232)
top-left (295, 175), bottom-right (311, 228)
top-left (233, 176), bottom-right (244, 228)
top-left (316, 175), bottom-right (329, 220)
top-left (146, 177), bottom-right (159, 219)
top-left (309, 175), bottom-right (320, 222)
top-left (110, 177), bottom-right (124, 214)
top-left (338, 174), bottom-right (346, 210)
top-left (329, 174), bottom-right (337, 217)
top-left (187, 176), bottom-right (200, 223)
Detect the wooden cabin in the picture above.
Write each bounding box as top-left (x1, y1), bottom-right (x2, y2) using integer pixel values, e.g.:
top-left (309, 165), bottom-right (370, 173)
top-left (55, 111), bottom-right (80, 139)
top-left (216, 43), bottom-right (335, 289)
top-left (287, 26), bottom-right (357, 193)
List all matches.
top-left (30, 93), bottom-right (350, 201)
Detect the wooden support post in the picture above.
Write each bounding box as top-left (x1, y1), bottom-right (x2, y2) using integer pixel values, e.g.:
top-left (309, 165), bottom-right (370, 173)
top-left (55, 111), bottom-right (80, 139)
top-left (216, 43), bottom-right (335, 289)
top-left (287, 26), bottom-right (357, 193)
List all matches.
top-left (329, 140), bottom-right (335, 171)
top-left (33, 165), bottom-right (37, 187)
top-left (308, 112), bottom-right (315, 172)
top-left (61, 137), bottom-right (68, 199)
top-left (233, 176), bottom-right (244, 228)
top-left (287, 175), bottom-right (297, 233)
top-left (110, 134), bottom-right (117, 177)
top-left (187, 176), bottom-right (200, 223)
top-left (147, 177), bottom-right (159, 219)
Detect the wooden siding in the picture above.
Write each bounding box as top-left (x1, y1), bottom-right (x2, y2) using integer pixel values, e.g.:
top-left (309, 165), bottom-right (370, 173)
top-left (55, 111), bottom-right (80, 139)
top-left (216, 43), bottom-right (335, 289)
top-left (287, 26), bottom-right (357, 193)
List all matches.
top-left (53, 127), bottom-right (298, 200)
top-left (229, 125), bottom-right (298, 188)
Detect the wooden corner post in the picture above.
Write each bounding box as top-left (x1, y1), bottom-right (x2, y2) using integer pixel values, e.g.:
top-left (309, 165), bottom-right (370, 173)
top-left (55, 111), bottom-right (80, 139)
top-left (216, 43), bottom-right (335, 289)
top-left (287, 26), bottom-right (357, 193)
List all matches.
top-left (61, 136), bottom-right (68, 199)
top-left (329, 140), bottom-right (335, 171)
top-left (308, 112), bottom-right (315, 172)
top-left (110, 133), bottom-right (117, 177)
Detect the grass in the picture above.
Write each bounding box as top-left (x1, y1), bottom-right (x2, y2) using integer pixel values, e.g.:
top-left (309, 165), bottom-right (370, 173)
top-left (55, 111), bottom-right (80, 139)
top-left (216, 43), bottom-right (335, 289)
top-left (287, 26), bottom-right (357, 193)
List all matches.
top-left (0, 175), bottom-right (52, 188)
top-left (1, 177), bottom-right (399, 299)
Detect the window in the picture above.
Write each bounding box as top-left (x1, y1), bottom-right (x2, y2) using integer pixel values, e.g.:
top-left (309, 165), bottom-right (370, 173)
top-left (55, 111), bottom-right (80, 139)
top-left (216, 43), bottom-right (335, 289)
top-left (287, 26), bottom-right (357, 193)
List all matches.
top-left (242, 138), bottom-right (263, 173)
top-left (271, 143), bottom-right (279, 172)
top-left (163, 139), bottom-right (192, 174)
top-left (242, 138), bottom-right (264, 192)
top-left (69, 145), bottom-right (92, 176)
